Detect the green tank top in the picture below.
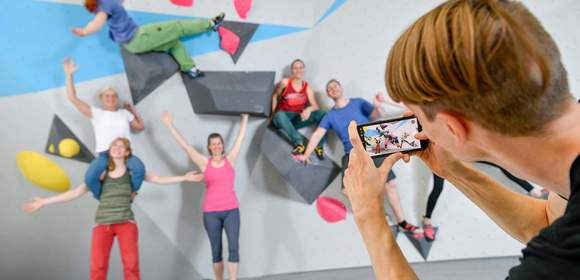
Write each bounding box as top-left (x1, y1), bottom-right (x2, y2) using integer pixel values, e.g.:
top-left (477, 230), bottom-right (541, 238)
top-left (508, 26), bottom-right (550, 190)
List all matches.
top-left (94, 170), bottom-right (135, 225)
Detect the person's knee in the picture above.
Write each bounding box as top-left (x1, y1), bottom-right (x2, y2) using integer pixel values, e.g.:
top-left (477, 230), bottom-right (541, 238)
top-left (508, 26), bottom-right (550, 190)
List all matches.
top-left (127, 156), bottom-right (145, 173)
top-left (127, 156), bottom-right (146, 189)
top-left (123, 258), bottom-right (139, 274)
top-left (227, 240), bottom-right (240, 262)
top-left (228, 251), bottom-right (239, 263)
top-left (209, 234), bottom-right (223, 263)
top-left (86, 155), bottom-right (108, 181)
top-left (85, 167), bottom-right (102, 183)
top-left (272, 112), bottom-right (286, 127)
top-left (212, 253), bottom-right (223, 263)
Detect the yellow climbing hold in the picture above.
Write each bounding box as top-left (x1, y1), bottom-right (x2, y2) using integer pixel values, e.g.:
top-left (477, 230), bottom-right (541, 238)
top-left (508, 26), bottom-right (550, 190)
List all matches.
top-left (48, 144), bottom-right (55, 154)
top-left (16, 151), bottom-right (70, 193)
top-left (58, 138), bottom-right (80, 158)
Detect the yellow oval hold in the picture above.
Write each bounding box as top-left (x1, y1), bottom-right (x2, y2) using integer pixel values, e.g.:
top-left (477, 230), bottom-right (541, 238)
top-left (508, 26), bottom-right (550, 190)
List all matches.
top-left (48, 144), bottom-right (55, 154)
top-left (16, 151), bottom-right (70, 193)
top-left (58, 138), bottom-right (80, 158)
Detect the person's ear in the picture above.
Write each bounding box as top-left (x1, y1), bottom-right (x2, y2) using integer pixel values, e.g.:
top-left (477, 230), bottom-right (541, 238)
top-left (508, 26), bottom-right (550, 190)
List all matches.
top-left (435, 112), bottom-right (469, 145)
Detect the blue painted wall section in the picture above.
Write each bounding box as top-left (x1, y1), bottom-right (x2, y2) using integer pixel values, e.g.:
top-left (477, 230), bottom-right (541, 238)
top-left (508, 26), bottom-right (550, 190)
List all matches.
top-left (316, 0), bottom-right (347, 26)
top-left (0, 0), bottom-right (343, 97)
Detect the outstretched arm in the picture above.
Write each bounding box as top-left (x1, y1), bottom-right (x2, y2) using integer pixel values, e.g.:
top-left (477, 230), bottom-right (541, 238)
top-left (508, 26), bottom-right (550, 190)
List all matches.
top-left (441, 161), bottom-right (553, 243)
top-left (63, 58), bottom-right (92, 118)
top-left (226, 114), bottom-right (249, 164)
top-left (22, 183), bottom-right (89, 213)
top-left (71, 12), bottom-right (108, 37)
top-left (413, 129), bottom-right (559, 243)
top-left (371, 91), bottom-right (407, 119)
top-left (145, 171), bottom-right (204, 185)
top-left (161, 111), bottom-right (208, 171)
top-left (296, 127), bottom-right (327, 164)
top-left (371, 92), bottom-right (386, 120)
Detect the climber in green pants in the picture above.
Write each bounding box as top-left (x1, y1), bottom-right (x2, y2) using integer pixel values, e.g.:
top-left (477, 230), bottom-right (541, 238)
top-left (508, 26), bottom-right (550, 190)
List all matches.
top-left (73, 0), bottom-right (225, 78)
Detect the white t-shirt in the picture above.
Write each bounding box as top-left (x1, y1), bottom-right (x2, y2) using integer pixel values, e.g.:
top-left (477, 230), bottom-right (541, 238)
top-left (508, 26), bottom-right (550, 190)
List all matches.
top-left (90, 107), bottom-right (135, 153)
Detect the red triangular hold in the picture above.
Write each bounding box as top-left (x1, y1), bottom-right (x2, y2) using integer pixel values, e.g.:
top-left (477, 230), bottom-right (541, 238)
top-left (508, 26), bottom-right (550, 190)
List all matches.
top-left (170, 0), bottom-right (194, 7)
top-left (234, 0), bottom-right (252, 19)
top-left (218, 26), bottom-right (241, 55)
top-left (316, 196), bottom-right (347, 223)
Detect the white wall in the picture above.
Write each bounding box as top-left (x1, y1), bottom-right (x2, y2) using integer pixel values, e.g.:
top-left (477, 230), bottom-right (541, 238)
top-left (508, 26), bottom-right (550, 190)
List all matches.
top-left (2, 0), bottom-right (580, 279)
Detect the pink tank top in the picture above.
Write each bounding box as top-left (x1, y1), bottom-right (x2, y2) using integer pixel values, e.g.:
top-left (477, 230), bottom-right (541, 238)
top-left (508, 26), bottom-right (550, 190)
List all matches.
top-left (202, 158), bottom-right (239, 212)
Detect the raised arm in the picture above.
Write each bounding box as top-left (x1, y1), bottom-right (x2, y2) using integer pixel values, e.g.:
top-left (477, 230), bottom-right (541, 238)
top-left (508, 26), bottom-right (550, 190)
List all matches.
top-left (371, 92), bottom-right (385, 120)
top-left (226, 114), bottom-right (249, 163)
top-left (71, 11), bottom-right (108, 37)
top-left (296, 127), bottom-right (327, 164)
top-left (63, 58), bottom-right (92, 118)
top-left (124, 102), bottom-right (145, 131)
top-left (343, 121), bottom-right (418, 279)
top-left (161, 111), bottom-right (208, 170)
top-left (374, 91), bottom-right (407, 119)
top-left (22, 183), bottom-right (89, 213)
top-left (145, 171), bottom-right (204, 185)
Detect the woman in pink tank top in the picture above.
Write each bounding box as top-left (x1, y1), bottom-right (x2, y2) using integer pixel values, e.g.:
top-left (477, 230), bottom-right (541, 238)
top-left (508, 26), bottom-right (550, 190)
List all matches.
top-left (161, 112), bottom-right (248, 280)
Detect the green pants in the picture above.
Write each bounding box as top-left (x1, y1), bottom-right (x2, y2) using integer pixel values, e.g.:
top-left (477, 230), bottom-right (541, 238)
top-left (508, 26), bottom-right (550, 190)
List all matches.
top-left (272, 110), bottom-right (326, 147)
top-left (124, 19), bottom-right (213, 71)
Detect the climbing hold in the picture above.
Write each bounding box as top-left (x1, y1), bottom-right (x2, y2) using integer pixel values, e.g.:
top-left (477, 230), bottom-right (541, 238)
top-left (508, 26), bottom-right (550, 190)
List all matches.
top-left (316, 196), bottom-right (346, 223)
top-left (58, 138), bottom-right (80, 158)
top-left (16, 151), bottom-right (70, 193)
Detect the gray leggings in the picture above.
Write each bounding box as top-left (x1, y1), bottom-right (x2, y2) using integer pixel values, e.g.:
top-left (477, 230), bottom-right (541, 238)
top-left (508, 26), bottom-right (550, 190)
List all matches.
top-left (203, 208), bottom-right (240, 263)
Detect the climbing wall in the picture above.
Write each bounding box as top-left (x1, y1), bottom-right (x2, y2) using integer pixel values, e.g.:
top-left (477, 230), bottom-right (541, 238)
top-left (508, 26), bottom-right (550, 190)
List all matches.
top-left (2, 0), bottom-right (580, 279)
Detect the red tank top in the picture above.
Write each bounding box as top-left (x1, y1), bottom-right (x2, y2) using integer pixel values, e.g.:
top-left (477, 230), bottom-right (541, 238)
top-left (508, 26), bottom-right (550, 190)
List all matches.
top-left (277, 78), bottom-right (309, 113)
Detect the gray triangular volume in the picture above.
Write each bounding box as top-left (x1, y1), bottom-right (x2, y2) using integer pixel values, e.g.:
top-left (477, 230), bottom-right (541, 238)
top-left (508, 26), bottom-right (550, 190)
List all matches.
top-left (182, 71), bottom-right (275, 117)
top-left (121, 48), bottom-right (180, 104)
top-left (260, 124), bottom-right (340, 204)
top-left (221, 21), bottom-right (259, 63)
top-left (390, 225), bottom-right (400, 239)
top-left (403, 227), bottom-right (438, 260)
top-left (45, 115), bottom-right (95, 164)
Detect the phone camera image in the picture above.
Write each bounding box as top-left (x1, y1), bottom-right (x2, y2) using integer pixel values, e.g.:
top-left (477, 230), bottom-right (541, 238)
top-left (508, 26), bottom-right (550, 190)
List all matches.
top-left (358, 117), bottom-right (425, 158)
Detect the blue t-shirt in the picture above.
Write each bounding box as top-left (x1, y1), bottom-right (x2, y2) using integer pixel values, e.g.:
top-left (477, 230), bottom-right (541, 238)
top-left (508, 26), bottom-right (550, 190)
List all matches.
top-left (318, 98), bottom-right (374, 153)
top-left (98, 0), bottom-right (138, 44)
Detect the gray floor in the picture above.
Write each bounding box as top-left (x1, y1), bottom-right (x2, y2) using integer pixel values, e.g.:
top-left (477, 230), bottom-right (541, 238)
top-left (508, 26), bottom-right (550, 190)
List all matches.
top-left (244, 257), bottom-right (519, 280)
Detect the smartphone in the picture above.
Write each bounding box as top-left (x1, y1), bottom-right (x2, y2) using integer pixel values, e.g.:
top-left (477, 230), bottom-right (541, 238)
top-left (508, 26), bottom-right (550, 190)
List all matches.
top-left (357, 116), bottom-right (428, 158)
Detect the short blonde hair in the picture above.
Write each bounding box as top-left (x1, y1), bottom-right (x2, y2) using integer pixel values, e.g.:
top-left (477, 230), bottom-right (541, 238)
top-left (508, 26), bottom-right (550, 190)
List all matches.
top-left (99, 87), bottom-right (118, 98)
top-left (386, 0), bottom-right (571, 136)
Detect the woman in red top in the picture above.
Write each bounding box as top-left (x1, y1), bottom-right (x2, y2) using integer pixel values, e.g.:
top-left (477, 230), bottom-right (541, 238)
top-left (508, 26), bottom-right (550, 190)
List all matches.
top-left (270, 59), bottom-right (327, 158)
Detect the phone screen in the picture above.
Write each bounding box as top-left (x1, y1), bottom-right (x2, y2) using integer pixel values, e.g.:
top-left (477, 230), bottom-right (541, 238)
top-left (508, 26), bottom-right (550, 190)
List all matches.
top-left (357, 116), bottom-right (427, 158)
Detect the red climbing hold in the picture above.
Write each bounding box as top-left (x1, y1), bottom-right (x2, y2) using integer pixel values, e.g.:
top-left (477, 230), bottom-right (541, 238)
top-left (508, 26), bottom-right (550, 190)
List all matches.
top-left (234, 0), bottom-right (252, 19)
top-left (316, 196), bottom-right (347, 223)
top-left (218, 26), bottom-right (241, 55)
top-left (170, 0), bottom-right (194, 8)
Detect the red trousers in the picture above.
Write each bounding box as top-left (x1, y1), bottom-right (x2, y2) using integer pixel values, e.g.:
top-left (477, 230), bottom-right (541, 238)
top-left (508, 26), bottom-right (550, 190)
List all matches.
top-left (90, 222), bottom-right (140, 280)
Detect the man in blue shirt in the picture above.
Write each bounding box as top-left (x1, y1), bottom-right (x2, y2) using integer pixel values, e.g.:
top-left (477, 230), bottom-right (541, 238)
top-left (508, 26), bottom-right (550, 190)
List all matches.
top-left (296, 79), bottom-right (418, 233)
